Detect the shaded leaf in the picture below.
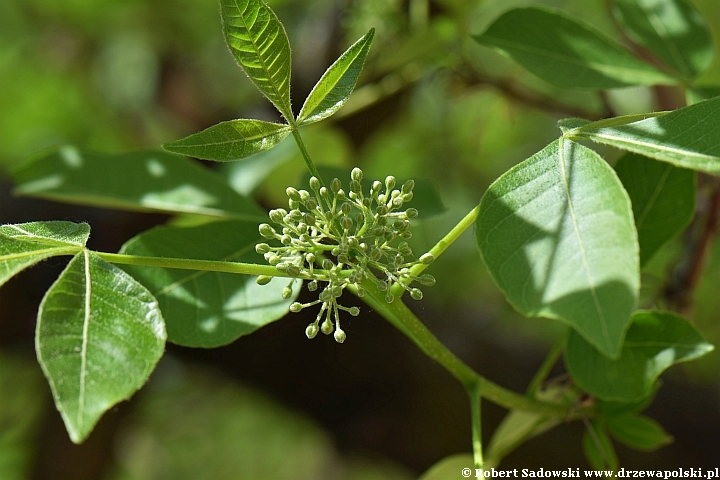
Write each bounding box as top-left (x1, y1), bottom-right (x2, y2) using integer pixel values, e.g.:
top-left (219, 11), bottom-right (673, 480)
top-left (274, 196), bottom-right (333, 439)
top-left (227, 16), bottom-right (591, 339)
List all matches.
top-left (583, 420), bottom-right (619, 471)
top-left (0, 221), bottom-right (88, 287)
top-left (566, 310), bottom-right (714, 401)
top-left (12, 147), bottom-right (265, 220)
top-left (567, 97), bottom-right (720, 174)
top-left (119, 220), bottom-right (294, 348)
top-left (614, 153), bottom-right (695, 266)
top-left (476, 139), bottom-right (639, 358)
top-left (162, 120), bottom-right (291, 161)
top-left (36, 250), bottom-right (166, 443)
top-left (612, 0), bottom-right (714, 79)
top-left (686, 86), bottom-right (720, 105)
top-left (606, 413), bottom-right (673, 451)
top-left (418, 454), bottom-right (474, 480)
top-left (221, 0), bottom-right (293, 121)
top-left (473, 7), bottom-right (675, 89)
top-left (297, 29), bottom-right (375, 125)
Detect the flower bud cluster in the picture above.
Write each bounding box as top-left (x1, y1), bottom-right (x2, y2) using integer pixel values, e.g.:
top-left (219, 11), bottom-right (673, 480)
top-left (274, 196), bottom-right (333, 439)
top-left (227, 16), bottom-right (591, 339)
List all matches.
top-left (255, 168), bottom-right (435, 343)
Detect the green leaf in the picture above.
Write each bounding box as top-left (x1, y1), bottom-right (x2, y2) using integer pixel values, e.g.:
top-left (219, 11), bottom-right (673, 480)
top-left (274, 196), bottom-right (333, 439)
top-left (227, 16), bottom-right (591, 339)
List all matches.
top-left (566, 310), bottom-right (714, 401)
top-left (605, 413), bottom-right (673, 451)
top-left (162, 120), bottom-right (291, 161)
top-left (12, 147), bottom-right (265, 220)
top-left (612, 0), bottom-right (714, 79)
top-left (0, 221), bottom-right (88, 287)
top-left (583, 420), bottom-right (619, 471)
top-left (119, 220), bottom-right (294, 348)
top-left (297, 29), bottom-right (375, 125)
top-left (686, 86), bottom-right (720, 105)
top-left (36, 250), bottom-right (166, 443)
top-left (476, 139), bottom-right (639, 358)
top-left (614, 153), bottom-right (695, 266)
top-left (473, 7), bottom-right (675, 89)
top-left (418, 454), bottom-right (474, 480)
top-left (221, 0), bottom-right (293, 121)
top-left (567, 96), bottom-right (720, 174)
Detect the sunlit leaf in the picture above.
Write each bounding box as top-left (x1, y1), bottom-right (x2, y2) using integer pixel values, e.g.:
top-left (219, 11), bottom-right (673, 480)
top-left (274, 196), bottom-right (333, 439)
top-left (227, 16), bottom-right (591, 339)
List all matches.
top-left (12, 147), bottom-right (265, 220)
top-left (614, 153), bottom-right (695, 266)
top-left (297, 28), bottom-right (375, 125)
top-left (473, 7), bottom-right (675, 89)
top-left (119, 220), bottom-right (294, 348)
top-left (567, 97), bottom-right (720, 174)
top-left (612, 0), bottom-right (714, 79)
top-left (0, 221), bottom-right (88, 287)
top-left (221, 0), bottom-right (293, 121)
top-left (162, 120), bottom-right (291, 161)
top-left (477, 139), bottom-right (639, 358)
top-left (36, 250), bottom-right (166, 443)
top-left (606, 413), bottom-right (673, 451)
top-left (566, 311), bottom-right (714, 401)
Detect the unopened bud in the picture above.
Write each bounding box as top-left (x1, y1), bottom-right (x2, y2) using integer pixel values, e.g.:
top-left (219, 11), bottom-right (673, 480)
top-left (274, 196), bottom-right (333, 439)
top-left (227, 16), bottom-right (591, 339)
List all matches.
top-left (308, 280), bottom-right (318, 291)
top-left (402, 179), bottom-right (414, 194)
top-left (349, 306), bottom-right (360, 316)
top-left (255, 243), bottom-right (271, 254)
top-left (256, 275), bottom-right (273, 285)
top-left (406, 208), bottom-right (419, 218)
top-left (290, 302), bottom-right (303, 313)
top-left (306, 197), bottom-right (318, 210)
top-left (331, 178), bottom-right (342, 193)
top-left (385, 292), bottom-right (394, 304)
top-left (286, 187), bottom-right (301, 201)
top-left (321, 318), bottom-right (334, 335)
top-left (306, 323), bottom-right (319, 339)
top-left (420, 253), bottom-right (435, 265)
top-left (309, 177), bottom-right (320, 191)
top-left (351, 167), bottom-right (363, 182)
top-left (259, 224), bottom-right (276, 238)
top-left (385, 176), bottom-right (396, 191)
top-left (410, 288), bottom-right (423, 300)
top-left (334, 329), bottom-right (346, 343)
top-left (282, 286), bottom-right (293, 299)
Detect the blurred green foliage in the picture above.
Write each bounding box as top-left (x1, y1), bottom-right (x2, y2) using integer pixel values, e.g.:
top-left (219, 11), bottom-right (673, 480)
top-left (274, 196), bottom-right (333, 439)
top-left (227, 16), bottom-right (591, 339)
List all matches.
top-left (3, 0), bottom-right (720, 476)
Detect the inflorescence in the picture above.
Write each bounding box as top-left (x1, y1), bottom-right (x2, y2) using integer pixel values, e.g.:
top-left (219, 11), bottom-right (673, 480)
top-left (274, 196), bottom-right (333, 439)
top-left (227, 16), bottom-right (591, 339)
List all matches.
top-left (255, 168), bottom-right (435, 343)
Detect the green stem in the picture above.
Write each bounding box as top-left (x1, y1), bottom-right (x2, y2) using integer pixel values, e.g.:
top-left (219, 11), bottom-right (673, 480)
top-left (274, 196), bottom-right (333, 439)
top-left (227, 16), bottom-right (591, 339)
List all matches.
top-left (393, 205), bottom-right (479, 297)
top-left (525, 330), bottom-right (567, 396)
top-left (469, 382), bottom-right (483, 471)
top-left (291, 128), bottom-right (325, 186)
top-left (358, 280), bottom-right (578, 418)
top-left (96, 252), bottom-right (302, 278)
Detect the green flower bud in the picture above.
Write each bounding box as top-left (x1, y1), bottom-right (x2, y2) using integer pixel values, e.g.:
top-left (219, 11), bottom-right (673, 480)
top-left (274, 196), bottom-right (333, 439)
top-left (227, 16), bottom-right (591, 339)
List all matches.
top-left (305, 252), bottom-right (316, 264)
top-left (418, 274), bottom-right (436, 286)
top-left (341, 202), bottom-right (352, 215)
top-left (299, 189), bottom-right (310, 202)
top-left (319, 289), bottom-right (333, 302)
top-left (309, 176), bottom-right (320, 191)
top-left (306, 323), bottom-right (319, 339)
top-left (308, 280), bottom-right (318, 291)
top-left (303, 212), bottom-right (316, 226)
top-left (281, 234), bottom-right (292, 245)
top-left (331, 178), bottom-right (342, 193)
top-left (286, 265), bottom-right (301, 277)
top-left (406, 208), bottom-right (419, 218)
top-left (402, 192), bottom-right (413, 202)
top-left (376, 205), bottom-right (389, 216)
top-left (259, 223), bottom-right (276, 238)
top-left (350, 180), bottom-right (362, 193)
top-left (269, 209), bottom-right (285, 224)
top-left (385, 292), bottom-right (394, 304)
top-left (351, 167), bottom-right (363, 182)
top-left (349, 306), bottom-right (360, 316)
top-left (341, 216), bottom-right (353, 230)
top-left (290, 302), bottom-right (303, 313)
top-left (420, 253), bottom-right (435, 264)
top-left (400, 231), bottom-right (412, 239)
top-left (334, 329), bottom-right (346, 343)
top-left (402, 179), bottom-right (415, 194)
top-left (410, 288), bottom-right (423, 300)
top-left (392, 196), bottom-right (403, 208)
top-left (255, 243), bottom-right (271, 254)
top-left (306, 197), bottom-right (318, 210)
top-left (385, 176), bottom-right (396, 191)
top-left (355, 285), bottom-right (365, 297)
top-left (322, 259), bottom-right (334, 270)
top-left (289, 199), bottom-right (300, 209)
top-left (321, 318), bottom-right (334, 335)
top-left (286, 187), bottom-right (301, 201)
top-left (337, 254), bottom-right (349, 264)
top-left (282, 286), bottom-right (293, 299)
top-left (372, 180), bottom-right (382, 193)
top-left (256, 275), bottom-right (273, 285)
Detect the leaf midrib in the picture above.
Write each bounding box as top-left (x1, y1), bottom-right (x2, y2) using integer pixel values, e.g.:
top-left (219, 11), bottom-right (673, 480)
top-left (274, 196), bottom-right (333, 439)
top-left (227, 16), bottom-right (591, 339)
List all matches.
top-left (78, 250), bottom-right (91, 431)
top-left (557, 138), bottom-right (611, 348)
top-left (231, 0), bottom-right (291, 120)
